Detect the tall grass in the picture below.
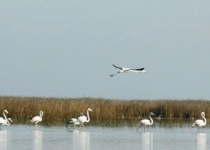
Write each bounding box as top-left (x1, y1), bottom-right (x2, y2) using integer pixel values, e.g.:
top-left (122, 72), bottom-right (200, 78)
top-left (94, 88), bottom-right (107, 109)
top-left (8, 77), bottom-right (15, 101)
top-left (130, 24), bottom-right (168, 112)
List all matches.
top-left (0, 96), bottom-right (209, 126)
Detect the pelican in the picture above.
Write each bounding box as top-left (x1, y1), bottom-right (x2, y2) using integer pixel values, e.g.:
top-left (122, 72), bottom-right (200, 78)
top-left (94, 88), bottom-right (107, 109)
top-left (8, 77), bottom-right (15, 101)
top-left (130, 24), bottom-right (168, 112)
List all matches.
top-left (78, 108), bottom-right (92, 129)
top-left (0, 110), bottom-right (12, 129)
top-left (190, 112), bottom-right (206, 131)
top-left (137, 112), bottom-right (154, 132)
top-left (110, 64), bottom-right (146, 77)
top-left (66, 113), bottom-right (84, 129)
top-left (30, 110), bottom-right (43, 126)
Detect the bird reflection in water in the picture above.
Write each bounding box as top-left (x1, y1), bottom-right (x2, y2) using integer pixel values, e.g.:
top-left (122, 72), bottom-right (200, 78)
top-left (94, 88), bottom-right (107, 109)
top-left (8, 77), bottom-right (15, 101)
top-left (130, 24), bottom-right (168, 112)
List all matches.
top-left (33, 130), bottom-right (43, 150)
top-left (142, 132), bottom-right (153, 150)
top-left (0, 130), bottom-right (7, 150)
top-left (72, 130), bottom-right (90, 150)
top-left (196, 133), bottom-right (206, 150)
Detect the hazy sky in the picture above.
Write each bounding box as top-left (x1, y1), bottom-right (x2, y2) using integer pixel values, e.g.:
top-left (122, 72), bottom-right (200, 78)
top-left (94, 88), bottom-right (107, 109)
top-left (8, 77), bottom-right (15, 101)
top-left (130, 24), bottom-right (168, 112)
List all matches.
top-left (0, 1), bottom-right (210, 100)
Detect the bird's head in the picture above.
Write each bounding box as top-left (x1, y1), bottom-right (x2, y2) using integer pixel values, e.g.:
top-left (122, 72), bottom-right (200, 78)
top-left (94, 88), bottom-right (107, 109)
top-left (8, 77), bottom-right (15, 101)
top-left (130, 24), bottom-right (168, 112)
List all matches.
top-left (150, 112), bottom-right (154, 116)
top-left (201, 112), bottom-right (205, 116)
top-left (79, 113), bottom-right (84, 116)
top-left (88, 108), bottom-right (92, 112)
top-left (8, 118), bottom-right (13, 122)
top-left (4, 110), bottom-right (8, 114)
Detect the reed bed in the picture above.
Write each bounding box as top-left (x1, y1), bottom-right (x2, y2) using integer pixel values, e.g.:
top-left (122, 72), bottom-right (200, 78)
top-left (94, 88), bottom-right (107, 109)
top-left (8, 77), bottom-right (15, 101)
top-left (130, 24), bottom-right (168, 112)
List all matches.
top-left (0, 96), bottom-right (210, 126)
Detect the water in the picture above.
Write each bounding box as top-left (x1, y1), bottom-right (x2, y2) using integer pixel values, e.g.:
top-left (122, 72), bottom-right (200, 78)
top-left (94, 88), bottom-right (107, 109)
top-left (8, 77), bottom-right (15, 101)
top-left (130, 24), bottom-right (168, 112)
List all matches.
top-left (0, 124), bottom-right (209, 150)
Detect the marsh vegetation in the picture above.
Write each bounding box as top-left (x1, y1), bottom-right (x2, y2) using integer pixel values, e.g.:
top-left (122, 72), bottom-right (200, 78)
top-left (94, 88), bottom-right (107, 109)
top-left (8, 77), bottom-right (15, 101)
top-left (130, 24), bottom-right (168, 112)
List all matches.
top-left (0, 96), bottom-right (209, 126)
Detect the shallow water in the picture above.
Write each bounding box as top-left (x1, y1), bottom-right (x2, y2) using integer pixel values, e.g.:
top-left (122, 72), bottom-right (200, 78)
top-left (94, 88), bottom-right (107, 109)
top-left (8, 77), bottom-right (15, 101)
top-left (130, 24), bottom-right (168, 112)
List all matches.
top-left (0, 124), bottom-right (209, 150)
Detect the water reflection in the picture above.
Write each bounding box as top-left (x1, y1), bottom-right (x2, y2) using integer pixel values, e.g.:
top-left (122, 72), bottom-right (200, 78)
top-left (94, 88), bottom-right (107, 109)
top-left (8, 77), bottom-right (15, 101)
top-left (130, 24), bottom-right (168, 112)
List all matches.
top-left (142, 132), bottom-right (153, 150)
top-left (196, 133), bottom-right (206, 150)
top-left (33, 130), bottom-right (43, 150)
top-left (0, 130), bottom-right (7, 150)
top-left (72, 130), bottom-right (90, 150)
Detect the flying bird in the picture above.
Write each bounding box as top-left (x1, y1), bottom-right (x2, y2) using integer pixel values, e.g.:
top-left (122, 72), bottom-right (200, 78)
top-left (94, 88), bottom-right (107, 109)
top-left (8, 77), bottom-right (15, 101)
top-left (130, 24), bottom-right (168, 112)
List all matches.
top-left (110, 64), bottom-right (146, 77)
top-left (78, 108), bottom-right (92, 129)
top-left (137, 112), bottom-right (154, 132)
top-left (66, 113), bottom-right (84, 129)
top-left (30, 110), bottom-right (43, 126)
top-left (190, 112), bottom-right (206, 131)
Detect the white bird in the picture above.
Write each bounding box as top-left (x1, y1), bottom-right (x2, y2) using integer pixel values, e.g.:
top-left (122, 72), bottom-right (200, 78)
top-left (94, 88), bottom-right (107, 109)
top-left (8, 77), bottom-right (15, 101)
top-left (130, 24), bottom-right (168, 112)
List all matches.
top-left (156, 115), bottom-right (162, 121)
top-left (190, 112), bottom-right (206, 131)
top-left (66, 113), bottom-right (84, 129)
top-left (30, 110), bottom-right (43, 126)
top-left (78, 108), bottom-right (92, 129)
top-left (3, 118), bottom-right (13, 126)
top-left (0, 110), bottom-right (12, 129)
top-left (137, 112), bottom-right (154, 132)
top-left (110, 64), bottom-right (146, 77)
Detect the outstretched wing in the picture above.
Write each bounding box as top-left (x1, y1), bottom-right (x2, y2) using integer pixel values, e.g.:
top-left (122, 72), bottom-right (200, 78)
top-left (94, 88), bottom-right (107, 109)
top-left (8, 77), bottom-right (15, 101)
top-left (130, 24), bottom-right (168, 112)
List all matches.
top-left (110, 72), bottom-right (120, 77)
top-left (112, 64), bottom-right (122, 69)
top-left (133, 68), bottom-right (145, 71)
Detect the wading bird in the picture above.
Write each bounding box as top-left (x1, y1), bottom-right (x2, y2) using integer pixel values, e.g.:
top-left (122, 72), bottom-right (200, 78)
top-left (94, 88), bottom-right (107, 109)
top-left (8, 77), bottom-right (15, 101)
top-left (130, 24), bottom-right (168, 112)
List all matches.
top-left (30, 110), bottom-right (43, 126)
top-left (0, 110), bottom-right (12, 129)
top-left (78, 108), bottom-right (92, 129)
top-left (137, 112), bottom-right (154, 132)
top-left (66, 113), bottom-right (84, 129)
top-left (110, 64), bottom-right (146, 77)
top-left (190, 112), bottom-right (206, 131)
top-left (156, 115), bottom-right (162, 121)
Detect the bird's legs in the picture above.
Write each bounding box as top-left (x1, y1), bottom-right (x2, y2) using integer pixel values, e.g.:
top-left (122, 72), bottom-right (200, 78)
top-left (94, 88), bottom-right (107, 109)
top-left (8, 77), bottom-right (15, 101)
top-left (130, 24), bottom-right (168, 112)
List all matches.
top-left (136, 123), bottom-right (142, 131)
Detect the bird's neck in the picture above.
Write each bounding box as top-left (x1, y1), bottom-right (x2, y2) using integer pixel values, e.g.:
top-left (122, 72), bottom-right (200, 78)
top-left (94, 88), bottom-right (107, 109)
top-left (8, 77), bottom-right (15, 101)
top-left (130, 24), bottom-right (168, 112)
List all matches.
top-left (86, 110), bottom-right (90, 122)
top-left (7, 120), bottom-right (10, 126)
top-left (149, 115), bottom-right (153, 125)
top-left (202, 114), bottom-right (206, 125)
top-left (3, 112), bottom-right (8, 121)
top-left (39, 111), bottom-right (43, 118)
top-left (3, 112), bottom-right (9, 125)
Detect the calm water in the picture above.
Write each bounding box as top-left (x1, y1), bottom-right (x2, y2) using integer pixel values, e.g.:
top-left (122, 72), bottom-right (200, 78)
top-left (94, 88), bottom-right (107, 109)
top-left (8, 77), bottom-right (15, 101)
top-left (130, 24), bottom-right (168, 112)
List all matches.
top-left (0, 123), bottom-right (209, 150)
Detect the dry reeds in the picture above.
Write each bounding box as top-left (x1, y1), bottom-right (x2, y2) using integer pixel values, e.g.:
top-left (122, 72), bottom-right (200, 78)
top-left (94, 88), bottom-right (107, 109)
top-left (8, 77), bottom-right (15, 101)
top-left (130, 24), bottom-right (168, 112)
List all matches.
top-left (0, 96), bottom-right (210, 126)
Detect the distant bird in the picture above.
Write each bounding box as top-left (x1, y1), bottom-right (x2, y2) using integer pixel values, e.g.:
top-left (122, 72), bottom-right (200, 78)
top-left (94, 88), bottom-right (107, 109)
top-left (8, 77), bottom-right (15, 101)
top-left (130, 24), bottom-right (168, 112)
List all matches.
top-left (110, 64), bottom-right (146, 77)
top-left (30, 110), bottom-right (43, 126)
top-left (78, 108), bottom-right (92, 129)
top-left (0, 110), bottom-right (12, 129)
top-left (156, 115), bottom-right (162, 121)
top-left (137, 112), bottom-right (154, 132)
top-left (66, 113), bottom-right (84, 129)
top-left (190, 112), bottom-right (206, 131)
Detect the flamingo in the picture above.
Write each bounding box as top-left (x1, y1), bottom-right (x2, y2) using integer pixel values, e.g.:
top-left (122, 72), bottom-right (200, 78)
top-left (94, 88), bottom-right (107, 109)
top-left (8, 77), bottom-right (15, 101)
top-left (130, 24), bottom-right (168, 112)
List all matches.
top-left (2, 118), bottom-right (13, 126)
top-left (156, 115), bottom-right (162, 121)
top-left (137, 112), bottom-right (154, 132)
top-left (78, 108), bottom-right (92, 129)
top-left (190, 112), bottom-right (206, 131)
top-left (110, 64), bottom-right (146, 77)
top-left (0, 110), bottom-right (12, 129)
top-left (30, 110), bottom-right (43, 126)
top-left (66, 113), bottom-right (84, 129)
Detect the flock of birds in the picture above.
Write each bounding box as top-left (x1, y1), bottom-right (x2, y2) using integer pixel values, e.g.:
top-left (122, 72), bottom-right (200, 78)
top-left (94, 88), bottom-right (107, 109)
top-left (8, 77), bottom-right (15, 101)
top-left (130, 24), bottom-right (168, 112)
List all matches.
top-left (0, 65), bottom-right (207, 132)
top-left (0, 108), bottom-right (93, 130)
top-left (0, 109), bottom-right (207, 132)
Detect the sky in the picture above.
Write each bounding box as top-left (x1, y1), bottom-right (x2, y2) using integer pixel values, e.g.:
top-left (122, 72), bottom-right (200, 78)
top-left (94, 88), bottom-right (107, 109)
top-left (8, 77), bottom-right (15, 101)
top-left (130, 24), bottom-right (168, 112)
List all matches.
top-left (0, 1), bottom-right (210, 100)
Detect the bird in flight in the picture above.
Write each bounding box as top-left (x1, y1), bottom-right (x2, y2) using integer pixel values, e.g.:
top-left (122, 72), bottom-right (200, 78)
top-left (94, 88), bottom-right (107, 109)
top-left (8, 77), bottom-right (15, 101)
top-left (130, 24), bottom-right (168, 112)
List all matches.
top-left (110, 64), bottom-right (146, 77)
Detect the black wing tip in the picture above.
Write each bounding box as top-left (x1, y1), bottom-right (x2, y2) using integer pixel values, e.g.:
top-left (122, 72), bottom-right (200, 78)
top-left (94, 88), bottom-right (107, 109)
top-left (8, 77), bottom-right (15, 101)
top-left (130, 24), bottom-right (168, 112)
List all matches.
top-left (136, 68), bottom-right (145, 71)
